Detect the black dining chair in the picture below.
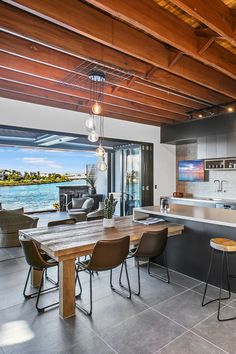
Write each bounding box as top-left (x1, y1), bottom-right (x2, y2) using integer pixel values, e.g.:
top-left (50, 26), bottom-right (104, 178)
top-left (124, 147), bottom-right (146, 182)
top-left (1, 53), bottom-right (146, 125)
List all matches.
top-left (20, 235), bottom-right (59, 312)
top-left (76, 236), bottom-right (131, 315)
top-left (119, 228), bottom-right (169, 296)
top-left (46, 218), bottom-right (77, 285)
top-left (47, 218), bottom-right (77, 227)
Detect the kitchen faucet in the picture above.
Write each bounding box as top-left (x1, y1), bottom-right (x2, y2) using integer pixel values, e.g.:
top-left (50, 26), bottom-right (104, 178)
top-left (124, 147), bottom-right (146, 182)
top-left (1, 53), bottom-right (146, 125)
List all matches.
top-left (214, 179), bottom-right (221, 192)
top-left (220, 180), bottom-right (227, 193)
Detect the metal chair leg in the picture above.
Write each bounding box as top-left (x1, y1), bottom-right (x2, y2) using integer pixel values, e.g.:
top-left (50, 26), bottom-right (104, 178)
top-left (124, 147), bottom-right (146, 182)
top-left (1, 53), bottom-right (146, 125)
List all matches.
top-left (119, 257), bottom-right (141, 295)
top-left (148, 254), bottom-right (170, 283)
top-left (110, 261), bottom-right (131, 299)
top-left (76, 270), bottom-right (92, 316)
top-left (34, 269), bottom-right (59, 313)
top-left (202, 248), bottom-right (214, 307)
top-left (202, 249), bottom-right (236, 321)
top-left (23, 267), bottom-right (58, 300)
top-left (75, 264), bottom-right (83, 298)
top-left (45, 265), bottom-right (59, 286)
top-left (218, 252), bottom-right (236, 321)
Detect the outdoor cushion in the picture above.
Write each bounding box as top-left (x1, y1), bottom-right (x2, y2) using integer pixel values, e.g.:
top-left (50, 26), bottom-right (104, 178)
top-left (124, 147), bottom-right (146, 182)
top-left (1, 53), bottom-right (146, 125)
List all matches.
top-left (82, 198), bottom-right (94, 212)
top-left (71, 197), bottom-right (87, 209)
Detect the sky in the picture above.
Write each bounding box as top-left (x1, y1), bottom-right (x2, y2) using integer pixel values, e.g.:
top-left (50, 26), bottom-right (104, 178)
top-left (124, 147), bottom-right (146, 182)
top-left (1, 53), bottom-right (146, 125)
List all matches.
top-left (0, 147), bottom-right (97, 174)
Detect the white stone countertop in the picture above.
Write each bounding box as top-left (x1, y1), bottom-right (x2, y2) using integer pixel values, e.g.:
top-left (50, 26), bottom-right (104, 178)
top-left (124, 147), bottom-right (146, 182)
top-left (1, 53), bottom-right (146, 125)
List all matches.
top-left (133, 205), bottom-right (236, 228)
top-left (170, 197), bottom-right (236, 204)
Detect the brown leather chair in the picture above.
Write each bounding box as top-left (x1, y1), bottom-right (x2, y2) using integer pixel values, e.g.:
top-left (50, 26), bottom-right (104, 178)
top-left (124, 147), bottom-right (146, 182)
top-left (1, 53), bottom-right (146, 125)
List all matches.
top-left (76, 236), bottom-right (131, 315)
top-left (47, 218), bottom-right (76, 227)
top-left (46, 218), bottom-right (77, 285)
top-left (119, 228), bottom-right (169, 296)
top-left (20, 235), bottom-right (59, 312)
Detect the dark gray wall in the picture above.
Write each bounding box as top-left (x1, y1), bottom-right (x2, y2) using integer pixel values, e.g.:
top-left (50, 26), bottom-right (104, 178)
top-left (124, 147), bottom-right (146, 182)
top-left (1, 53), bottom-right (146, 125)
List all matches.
top-left (161, 113), bottom-right (236, 145)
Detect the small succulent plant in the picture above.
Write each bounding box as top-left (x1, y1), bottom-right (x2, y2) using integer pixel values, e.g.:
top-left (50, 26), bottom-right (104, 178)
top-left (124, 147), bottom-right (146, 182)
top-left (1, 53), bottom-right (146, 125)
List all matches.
top-left (104, 194), bottom-right (114, 219)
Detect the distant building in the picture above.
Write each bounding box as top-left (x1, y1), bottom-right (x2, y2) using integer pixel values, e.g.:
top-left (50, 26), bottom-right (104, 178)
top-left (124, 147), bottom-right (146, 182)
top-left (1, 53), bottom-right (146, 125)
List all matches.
top-left (86, 164), bottom-right (97, 177)
top-left (0, 169), bottom-right (11, 181)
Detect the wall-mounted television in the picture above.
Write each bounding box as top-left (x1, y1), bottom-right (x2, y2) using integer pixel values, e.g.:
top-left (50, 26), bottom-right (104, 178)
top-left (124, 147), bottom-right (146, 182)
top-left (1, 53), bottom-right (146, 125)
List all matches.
top-left (178, 159), bottom-right (205, 182)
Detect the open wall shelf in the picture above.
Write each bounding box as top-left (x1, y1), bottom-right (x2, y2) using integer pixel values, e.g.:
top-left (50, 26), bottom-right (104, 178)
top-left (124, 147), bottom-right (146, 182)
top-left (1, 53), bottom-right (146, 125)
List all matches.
top-left (205, 158), bottom-right (236, 171)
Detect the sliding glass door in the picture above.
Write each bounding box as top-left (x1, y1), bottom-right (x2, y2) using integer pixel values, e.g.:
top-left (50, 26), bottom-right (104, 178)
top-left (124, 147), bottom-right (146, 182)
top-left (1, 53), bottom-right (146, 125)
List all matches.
top-left (112, 143), bottom-right (153, 216)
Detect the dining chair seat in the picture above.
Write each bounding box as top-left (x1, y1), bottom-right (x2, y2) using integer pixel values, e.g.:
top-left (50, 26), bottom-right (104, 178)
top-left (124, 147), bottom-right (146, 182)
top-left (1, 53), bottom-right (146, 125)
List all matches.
top-left (76, 236), bottom-right (131, 315)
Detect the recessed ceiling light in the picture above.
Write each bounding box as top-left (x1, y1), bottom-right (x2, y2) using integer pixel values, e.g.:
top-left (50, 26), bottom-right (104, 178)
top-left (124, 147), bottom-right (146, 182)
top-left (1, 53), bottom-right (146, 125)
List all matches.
top-left (198, 114), bottom-right (203, 118)
top-left (227, 107), bottom-right (234, 113)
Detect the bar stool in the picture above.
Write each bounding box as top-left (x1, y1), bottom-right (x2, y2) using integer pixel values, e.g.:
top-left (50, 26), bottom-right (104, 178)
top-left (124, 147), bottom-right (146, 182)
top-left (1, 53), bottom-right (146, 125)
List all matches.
top-left (202, 237), bottom-right (236, 321)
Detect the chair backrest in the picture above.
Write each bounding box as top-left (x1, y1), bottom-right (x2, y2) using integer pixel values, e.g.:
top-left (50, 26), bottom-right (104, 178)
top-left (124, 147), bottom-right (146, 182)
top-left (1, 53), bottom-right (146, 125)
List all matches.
top-left (0, 211), bottom-right (38, 247)
top-left (134, 228), bottom-right (168, 258)
top-left (19, 236), bottom-right (49, 269)
top-left (87, 236), bottom-right (130, 271)
top-left (48, 218), bottom-right (76, 227)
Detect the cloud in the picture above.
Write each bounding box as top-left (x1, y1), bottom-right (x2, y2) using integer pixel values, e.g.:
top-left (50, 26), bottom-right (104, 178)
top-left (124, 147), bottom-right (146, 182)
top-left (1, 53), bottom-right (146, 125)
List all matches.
top-left (22, 157), bottom-right (62, 169)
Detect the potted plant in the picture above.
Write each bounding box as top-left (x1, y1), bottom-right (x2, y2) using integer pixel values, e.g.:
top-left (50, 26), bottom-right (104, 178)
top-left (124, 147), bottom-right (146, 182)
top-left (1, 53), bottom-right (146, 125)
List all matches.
top-left (103, 194), bottom-right (115, 228)
top-left (85, 174), bottom-right (96, 195)
top-left (52, 202), bottom-right (60, 211)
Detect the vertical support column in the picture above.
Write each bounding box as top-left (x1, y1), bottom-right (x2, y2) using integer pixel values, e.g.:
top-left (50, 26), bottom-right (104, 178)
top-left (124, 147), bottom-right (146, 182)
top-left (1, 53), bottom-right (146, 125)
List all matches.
top-left (59, 259), bottom-right (75, 319)
top-left (31, 269), bottom-right (43, 287)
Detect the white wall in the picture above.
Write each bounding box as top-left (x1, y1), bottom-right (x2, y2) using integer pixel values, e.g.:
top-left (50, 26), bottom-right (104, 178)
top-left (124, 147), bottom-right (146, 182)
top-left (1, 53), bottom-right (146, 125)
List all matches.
top-left (0, 98), bottom-right (176, 204)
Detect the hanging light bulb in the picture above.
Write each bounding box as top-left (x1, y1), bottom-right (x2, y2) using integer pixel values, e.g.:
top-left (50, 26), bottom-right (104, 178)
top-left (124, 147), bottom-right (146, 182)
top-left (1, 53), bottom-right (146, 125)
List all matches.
top-left (97, 155), bottom-right (107, 172)
top-left (88, 130), bottom-right (99, 142)
top-left (92, 101), bottom-right (102, 115)
top-left (96, 144), bottom-right (105, 157)
top-left (85, 117), bottom-right (95, 131)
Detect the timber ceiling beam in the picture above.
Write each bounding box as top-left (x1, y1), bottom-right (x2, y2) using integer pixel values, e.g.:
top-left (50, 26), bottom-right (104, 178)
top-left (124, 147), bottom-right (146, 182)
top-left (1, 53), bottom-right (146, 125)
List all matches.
top-left (1, 1), bottom-right (235, 100)
top-left (0, 33), bottom-right (205, 109)
top-left (0, 52), bottom-right (188, 116)
top-left (0, 68), bottom-right (182, 122)
top-left (0, 88), bottom-right (165, 127)
top-left (82, 0), bottom-right (236, 78)
top-left (170, 0), bottom-right (236, 45)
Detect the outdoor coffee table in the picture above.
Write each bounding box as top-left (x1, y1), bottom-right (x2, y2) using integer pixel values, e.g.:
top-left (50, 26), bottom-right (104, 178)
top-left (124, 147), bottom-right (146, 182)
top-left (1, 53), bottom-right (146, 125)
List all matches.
top-left (19, 216), bottom-right (183, 319)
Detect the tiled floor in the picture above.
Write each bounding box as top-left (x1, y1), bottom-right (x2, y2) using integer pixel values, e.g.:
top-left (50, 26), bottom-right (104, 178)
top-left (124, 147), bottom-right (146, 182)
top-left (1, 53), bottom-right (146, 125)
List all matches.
top-left (0, 257), bottom-right (236, 354)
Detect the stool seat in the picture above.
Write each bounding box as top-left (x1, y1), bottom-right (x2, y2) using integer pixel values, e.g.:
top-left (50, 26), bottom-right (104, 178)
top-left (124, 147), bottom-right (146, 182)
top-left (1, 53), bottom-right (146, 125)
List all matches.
top-left (210, 238), bottom-right (236, 252)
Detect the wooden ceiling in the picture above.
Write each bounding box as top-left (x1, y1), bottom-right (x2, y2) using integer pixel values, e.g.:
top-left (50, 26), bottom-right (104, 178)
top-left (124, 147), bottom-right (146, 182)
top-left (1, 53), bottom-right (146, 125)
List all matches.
top-left (0, 0), bottom-right (236, 127)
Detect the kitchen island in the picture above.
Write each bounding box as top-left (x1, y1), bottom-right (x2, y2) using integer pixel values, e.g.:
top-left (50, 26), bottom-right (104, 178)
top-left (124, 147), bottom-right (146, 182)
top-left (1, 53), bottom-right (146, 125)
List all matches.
top-left (134, 205), bottom-right (236, 292)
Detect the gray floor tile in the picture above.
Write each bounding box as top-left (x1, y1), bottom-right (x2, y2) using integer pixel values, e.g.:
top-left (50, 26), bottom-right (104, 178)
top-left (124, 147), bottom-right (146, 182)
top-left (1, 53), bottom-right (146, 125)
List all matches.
top-left (154, 289), bottom-right (219, 329)
top-left (192, 283), bottom-right (236, 305)
top-left (4, 247), bottom-right (24, 259)
top-left (102, 308), bottom-right (186, 354)
top-left (168, 270), bottom-right (202, 289)
top-left (193, 306), bottom-right (236, 354)
top-left (71, 292), bottom-right (148, 336)
top-left (133, 275), bottom-right (186, 307)
top-left (0, 250), bottom-right (12, 262)
top-left (0, 300), bottom-right (95, 354)
top-left (0, 259), bottom-right (27, 276)
top-left (158, 331), bottom-right (226, 354)
top-left (58, 335), bottom-right (116, 354)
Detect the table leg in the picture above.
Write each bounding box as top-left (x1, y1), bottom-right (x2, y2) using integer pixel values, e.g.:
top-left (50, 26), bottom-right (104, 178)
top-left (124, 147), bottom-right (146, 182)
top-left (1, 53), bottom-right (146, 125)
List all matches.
top-left (59, 259), bottom-right (75, 319)
top-left (31, 269), bottom-right (43, 288)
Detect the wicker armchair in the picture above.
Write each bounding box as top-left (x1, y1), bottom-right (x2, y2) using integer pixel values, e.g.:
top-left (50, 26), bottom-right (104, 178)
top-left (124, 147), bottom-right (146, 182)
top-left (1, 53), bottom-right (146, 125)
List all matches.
top-left (0, 210), bottom-right (38, 247)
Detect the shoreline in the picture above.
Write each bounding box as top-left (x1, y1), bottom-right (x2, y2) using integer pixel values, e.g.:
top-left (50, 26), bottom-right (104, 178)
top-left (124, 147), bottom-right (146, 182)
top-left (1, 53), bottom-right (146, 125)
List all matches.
top-left (0, 180), bottom-right (76, 188)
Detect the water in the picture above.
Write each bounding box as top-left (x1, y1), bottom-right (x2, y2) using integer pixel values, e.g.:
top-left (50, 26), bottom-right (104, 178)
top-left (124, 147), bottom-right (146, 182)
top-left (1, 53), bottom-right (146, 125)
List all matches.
top-left (0, 180), bottom-right (86, 212)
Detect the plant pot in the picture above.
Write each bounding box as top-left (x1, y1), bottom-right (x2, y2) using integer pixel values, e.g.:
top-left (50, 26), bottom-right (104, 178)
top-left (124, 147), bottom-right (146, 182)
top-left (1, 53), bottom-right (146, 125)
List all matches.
top-left (103, 217), bottom-right (115, 228)
top-left (89, 187), bottom-right (96, 195)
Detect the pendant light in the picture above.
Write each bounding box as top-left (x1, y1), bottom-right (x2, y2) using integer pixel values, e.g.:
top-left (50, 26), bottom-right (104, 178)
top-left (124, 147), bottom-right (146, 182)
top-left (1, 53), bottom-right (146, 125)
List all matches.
top-left (86, 70), bottom-right (107, 172)
top-left (85, 116), bottom-right (96, 131)
top-left (97, 154), bottom-right (107, 172)
top-left (88, 130), bottom-right (99, 143)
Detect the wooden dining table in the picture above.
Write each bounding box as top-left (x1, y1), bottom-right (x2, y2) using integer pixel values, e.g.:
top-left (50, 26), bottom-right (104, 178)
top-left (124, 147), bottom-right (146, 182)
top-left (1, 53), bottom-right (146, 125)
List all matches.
top-left (19, 216), bottom-right (184, 319)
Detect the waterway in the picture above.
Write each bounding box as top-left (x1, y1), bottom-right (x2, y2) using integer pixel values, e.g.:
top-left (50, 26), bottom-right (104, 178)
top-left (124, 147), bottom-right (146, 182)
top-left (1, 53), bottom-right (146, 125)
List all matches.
top-left (0, 180), bottom-right (86, 211)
